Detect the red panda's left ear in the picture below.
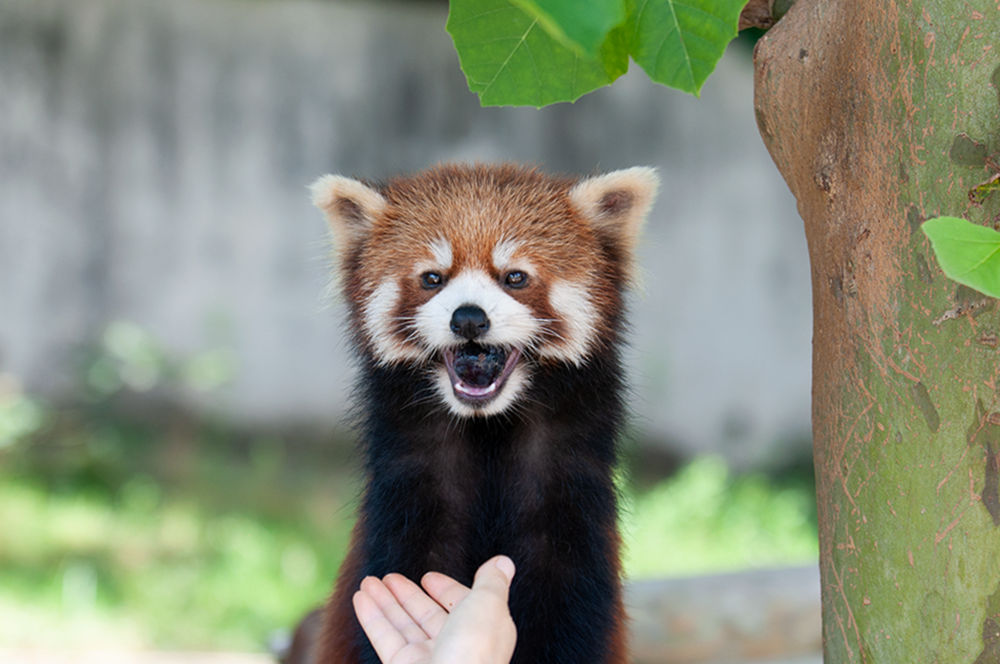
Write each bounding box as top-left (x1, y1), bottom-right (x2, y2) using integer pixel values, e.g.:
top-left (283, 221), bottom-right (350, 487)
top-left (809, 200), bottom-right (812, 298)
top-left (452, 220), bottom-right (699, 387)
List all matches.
top-left (310, 175), bottom-right (387, 248)
top-left (569, 167), bottom-right (659, 256)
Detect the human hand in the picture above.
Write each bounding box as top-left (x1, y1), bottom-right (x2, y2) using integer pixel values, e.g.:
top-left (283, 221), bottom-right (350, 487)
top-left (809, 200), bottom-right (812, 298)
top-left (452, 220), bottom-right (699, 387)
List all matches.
top-left (352, 555), bottom-right (517, 664)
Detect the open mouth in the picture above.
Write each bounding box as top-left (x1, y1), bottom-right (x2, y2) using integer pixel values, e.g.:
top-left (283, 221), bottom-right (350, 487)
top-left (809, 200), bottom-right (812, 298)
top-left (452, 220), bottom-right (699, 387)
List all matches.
top-left (442, 343), bottom-right (521, 404)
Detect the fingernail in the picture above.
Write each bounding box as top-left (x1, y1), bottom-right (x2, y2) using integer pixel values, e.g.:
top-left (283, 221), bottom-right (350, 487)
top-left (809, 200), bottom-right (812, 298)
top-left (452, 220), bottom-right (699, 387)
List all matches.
top-left (494, 555), bottom-right (515, 581)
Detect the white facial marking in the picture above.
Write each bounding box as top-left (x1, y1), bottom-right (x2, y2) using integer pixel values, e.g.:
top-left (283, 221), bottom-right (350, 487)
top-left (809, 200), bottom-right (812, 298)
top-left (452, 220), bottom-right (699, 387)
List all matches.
top-left (414, 239), bottom-right (454, 280)
top-left (363, 279), bottom-right (426, 364)
top-left (491, 239), bottom-right (521, 272)
top-left (537, 280), bottom-right (599, 366)
top-left (414, 270), bottom-right (540, 349)
top-left (429, 238), bottom-right (453, 270)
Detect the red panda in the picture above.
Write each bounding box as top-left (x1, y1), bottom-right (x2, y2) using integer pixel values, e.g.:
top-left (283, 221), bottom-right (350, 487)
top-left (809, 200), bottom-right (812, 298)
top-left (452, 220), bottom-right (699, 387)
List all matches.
top-left (309, 163), bottom-right (658, 664)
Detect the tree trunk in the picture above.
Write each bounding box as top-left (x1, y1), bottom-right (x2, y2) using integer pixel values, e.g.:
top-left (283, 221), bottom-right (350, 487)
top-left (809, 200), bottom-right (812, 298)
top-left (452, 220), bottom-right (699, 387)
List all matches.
top-left (753, 1), bottom-right (1000, 662)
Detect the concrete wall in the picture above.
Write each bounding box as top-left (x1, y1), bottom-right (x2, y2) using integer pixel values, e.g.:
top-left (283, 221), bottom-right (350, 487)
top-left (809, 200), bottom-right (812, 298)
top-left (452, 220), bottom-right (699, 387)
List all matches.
top-left (0, 0), bottom-right (813, 468)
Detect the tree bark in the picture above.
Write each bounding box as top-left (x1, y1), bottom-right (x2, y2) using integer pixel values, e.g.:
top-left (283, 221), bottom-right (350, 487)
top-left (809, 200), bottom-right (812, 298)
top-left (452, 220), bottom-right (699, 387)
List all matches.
top-left (754, 1), bottom-right (1000, 662)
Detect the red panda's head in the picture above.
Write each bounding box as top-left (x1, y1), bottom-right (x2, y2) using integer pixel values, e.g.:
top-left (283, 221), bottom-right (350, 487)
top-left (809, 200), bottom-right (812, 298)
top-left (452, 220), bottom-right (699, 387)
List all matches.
top-left (311, 164), bottom-right (658, 418)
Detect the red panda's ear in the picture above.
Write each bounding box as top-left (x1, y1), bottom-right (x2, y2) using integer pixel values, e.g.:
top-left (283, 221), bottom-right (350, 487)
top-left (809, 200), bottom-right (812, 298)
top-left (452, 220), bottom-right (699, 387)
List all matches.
top-left (310, 175), bottom-right (386, 245)
top-left (569, 167), bottom-right (659, 255)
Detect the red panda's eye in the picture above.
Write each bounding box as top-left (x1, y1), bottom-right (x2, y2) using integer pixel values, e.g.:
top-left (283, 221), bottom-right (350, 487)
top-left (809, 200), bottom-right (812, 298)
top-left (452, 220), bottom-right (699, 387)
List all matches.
top-left (421, 272), bottom-right (443, 289)
top-left (504, 271), bottom-right (528, 289)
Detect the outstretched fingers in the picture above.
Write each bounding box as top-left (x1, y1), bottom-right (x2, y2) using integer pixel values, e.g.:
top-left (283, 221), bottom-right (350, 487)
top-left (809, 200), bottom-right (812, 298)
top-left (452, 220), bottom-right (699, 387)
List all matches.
top-left (363, 576), bottom-right (432, 641)
top-left (353, 577), bottom-right (433, 664)
top-left (353, 557), bottom-right (518, 664)
top-left (382, 573), bottom-right (452, 639)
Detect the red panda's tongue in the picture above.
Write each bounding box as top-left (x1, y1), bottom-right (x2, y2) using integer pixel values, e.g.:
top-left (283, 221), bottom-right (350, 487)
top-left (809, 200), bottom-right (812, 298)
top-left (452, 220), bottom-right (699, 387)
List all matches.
top-left (443, 344), bottom-right (521, 401)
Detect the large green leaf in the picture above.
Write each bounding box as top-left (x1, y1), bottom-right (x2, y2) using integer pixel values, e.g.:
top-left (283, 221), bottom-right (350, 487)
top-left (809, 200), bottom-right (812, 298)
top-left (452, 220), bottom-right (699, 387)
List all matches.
top-left (922, 216), bottom-right (1000, 298)
top-left (626, 0), bottom-right (747, 95)
top-left (447, 0), bottom-right (629, 107)
top-left (509, 0), bottom-right (626, 57)
top-left (447, 0), bottom-right (628, 107)
top-left (448, 0), bottom-right (748, 106)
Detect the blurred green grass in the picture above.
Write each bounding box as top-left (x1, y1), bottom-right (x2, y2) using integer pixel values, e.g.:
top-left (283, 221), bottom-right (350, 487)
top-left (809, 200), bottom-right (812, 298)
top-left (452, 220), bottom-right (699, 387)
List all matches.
top-left (0, 383), bottom-right (817, 652)
top-left (0, 376), bottom-right (359, 651)
top-left (621, 456), bottom-right (818, 578)
top-left (0, 478), bottom-right (351, 650)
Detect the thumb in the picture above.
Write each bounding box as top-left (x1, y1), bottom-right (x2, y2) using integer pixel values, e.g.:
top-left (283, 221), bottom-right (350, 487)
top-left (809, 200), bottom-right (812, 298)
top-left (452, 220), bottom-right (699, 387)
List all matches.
top-left (472, 555), bottom-right (516, 602)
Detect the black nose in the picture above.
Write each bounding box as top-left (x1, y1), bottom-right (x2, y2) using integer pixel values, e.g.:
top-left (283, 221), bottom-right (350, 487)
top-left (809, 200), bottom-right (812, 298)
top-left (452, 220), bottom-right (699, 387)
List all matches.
top-left (450, 305), bottom-right (490, 340)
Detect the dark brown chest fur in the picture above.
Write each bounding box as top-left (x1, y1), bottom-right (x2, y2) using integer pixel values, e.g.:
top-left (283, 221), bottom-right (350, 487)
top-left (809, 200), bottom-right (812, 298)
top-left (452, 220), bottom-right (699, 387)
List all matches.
top-left (315, 352), bottom-right (629, 664)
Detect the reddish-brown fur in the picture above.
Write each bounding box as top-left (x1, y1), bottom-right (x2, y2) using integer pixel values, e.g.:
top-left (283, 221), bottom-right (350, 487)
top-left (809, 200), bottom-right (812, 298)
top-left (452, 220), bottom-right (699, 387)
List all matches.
top-left (315, 527), bottom-right (366, 664)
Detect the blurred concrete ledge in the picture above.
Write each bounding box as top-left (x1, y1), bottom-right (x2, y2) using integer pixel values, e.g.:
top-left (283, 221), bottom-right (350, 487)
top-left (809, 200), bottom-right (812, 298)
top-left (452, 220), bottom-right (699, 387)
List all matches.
top-left (627, 565), bottom-right (822, 664)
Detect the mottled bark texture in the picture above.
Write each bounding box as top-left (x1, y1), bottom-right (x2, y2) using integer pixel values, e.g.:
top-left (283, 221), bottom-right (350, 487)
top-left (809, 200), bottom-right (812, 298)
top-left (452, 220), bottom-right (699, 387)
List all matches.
top-left (754, 1), bottom-right (1000, 662)
top-left (739, 0), bottom-right (777, 31)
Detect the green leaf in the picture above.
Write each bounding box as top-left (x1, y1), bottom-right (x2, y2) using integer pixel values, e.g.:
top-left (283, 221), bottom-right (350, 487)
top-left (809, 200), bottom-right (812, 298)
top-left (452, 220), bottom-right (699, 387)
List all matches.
top-left (922, 216), bottom-right (1000, 299)
top-left (626, 0), bottom-right (747, 95)
top-left (447, 0), bottom-right (629, 107)
top-left (509, 0), bottom-right (627, 57)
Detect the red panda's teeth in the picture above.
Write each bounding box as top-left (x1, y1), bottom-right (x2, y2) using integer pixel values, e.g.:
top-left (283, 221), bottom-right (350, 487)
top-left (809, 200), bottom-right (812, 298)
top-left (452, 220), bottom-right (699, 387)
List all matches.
top-left (455, 382), bottom-right (498, 397)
